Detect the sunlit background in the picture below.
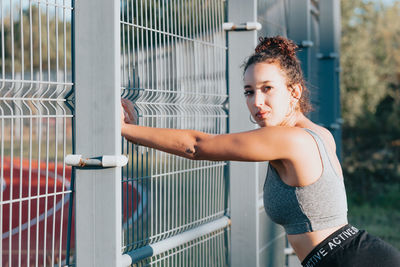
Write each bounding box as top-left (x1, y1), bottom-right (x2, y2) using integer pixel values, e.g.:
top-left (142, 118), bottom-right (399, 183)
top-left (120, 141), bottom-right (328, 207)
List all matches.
top-left (341, 0), bottom-right (400, 250)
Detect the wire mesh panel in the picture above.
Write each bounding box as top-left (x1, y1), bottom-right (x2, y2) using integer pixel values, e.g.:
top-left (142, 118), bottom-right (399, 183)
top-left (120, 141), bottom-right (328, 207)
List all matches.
top-left (134, 228), bottom-right (230, 267)
top-left (0, 0), bottom-right (74, 266)
top-left (120, 0), bottom-right (229, 261)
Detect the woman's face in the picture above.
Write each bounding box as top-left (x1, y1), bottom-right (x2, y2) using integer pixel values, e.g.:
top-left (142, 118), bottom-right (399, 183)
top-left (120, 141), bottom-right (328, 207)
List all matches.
top-left (243, 62), bottom-right (293, 127)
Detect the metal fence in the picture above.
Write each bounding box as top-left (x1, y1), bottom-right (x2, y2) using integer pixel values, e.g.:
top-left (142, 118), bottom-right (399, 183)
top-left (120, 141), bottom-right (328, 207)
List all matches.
top-left (119, 0), bottom-right (230, 264)
top-left (0, 0), bottom-right (74, 266)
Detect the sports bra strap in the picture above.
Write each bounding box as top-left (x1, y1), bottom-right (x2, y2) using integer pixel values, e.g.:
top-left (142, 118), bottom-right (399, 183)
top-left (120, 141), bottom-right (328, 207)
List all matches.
top-left (303, 128), bottom-right (339, 177)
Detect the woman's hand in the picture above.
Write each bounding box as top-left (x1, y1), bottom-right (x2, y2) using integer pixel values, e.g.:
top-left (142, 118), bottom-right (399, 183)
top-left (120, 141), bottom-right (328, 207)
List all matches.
top-left (121, 98), bottom-right (138, 126)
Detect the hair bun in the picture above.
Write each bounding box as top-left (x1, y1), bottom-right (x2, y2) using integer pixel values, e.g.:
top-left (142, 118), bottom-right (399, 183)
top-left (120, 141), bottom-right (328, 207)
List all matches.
top-left (255, 36), bottom-right (298, 59)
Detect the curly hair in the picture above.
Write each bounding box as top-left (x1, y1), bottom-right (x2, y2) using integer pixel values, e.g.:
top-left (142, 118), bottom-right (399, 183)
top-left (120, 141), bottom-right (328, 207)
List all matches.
top-left (243, 36), bottom-right (312, 114)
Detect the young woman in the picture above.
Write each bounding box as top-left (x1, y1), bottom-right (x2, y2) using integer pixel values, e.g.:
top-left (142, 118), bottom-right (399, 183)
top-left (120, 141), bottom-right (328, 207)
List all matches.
top-left (121, 36), bottom-right (400, 267)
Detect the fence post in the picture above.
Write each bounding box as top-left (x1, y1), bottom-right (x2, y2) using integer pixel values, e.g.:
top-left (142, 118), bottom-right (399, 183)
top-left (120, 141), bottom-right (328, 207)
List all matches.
top-left (227, 0), bottom-right (260, 266)
top-left (74, 0), bottom-right (122, 266)
top-left (288, 0), bottom-right (312, 82)
top-left (318, 0), bottom-right (342, 159)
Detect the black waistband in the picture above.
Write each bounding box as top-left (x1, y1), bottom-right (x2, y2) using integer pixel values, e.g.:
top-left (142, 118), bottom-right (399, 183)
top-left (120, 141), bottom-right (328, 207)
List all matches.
top-left (301, 224), bottom-right (360, 267)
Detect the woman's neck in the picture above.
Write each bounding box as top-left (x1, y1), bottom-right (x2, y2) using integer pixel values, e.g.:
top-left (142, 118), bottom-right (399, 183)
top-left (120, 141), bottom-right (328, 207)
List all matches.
top-left (281, 111), bottom-right (307, 127)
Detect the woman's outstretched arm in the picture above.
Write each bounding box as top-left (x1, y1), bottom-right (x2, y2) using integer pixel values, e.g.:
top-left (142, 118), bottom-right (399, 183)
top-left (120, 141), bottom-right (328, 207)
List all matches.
top-left (121, 123), bottom-right (213, 160)
top-left (121, 100), bottom-right (311, 162)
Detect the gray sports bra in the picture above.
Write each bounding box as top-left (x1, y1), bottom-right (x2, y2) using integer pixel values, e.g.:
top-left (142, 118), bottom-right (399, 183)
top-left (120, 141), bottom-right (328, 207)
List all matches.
top-left (263, 128), bottom-right (348, 235)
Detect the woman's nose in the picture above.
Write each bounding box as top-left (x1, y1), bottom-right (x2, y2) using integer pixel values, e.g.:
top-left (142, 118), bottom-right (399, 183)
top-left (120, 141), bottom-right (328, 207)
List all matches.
top-left (253, 91), bottom-right (264, 107)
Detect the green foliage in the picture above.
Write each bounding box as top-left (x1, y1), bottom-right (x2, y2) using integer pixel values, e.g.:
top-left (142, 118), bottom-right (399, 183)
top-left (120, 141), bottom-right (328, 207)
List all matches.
top-left (0, 4), bottom-right (72, 74)
top-left (341, 0), bottom-right (400, 248)
top-left (341, 0), bottom-right (400, 210)
top-left (348, 202), bottom-right (400, 250)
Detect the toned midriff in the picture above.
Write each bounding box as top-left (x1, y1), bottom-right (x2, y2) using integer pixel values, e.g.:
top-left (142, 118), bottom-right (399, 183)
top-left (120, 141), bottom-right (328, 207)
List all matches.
top-left (288, 224), bottom-right (347, 262)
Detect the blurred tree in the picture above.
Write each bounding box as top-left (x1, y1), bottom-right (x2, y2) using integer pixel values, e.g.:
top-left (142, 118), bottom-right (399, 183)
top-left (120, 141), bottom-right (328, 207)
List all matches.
top-left (0, 4), bottom-right (72, 76)
top-left (341, 0), bottom-right (400, 206)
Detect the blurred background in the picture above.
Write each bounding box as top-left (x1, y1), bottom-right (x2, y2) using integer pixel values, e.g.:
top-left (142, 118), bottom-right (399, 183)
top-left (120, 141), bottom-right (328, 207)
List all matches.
top-left (341, 0), bottom-right (400, 250)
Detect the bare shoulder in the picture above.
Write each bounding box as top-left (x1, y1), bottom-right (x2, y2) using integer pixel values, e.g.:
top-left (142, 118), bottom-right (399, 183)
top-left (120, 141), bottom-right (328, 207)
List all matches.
top-left (298, 120), bottom-right (336, 150)
top-left (301, 123), bottom-right (344, 176)
top-left (313, 125), bottom-right (337, 152)
top-left (255, 126), bottom-right (317, 147)
top-left (259, 126), bottom-right (323, 159)
top-left (308, 125), bottom-right (343, 178)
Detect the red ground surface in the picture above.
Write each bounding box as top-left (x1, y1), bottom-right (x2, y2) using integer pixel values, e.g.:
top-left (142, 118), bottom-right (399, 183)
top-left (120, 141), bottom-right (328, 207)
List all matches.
top-left (1, 157), bottom-right (73, 266)
top-left (1, 157), bottom-right (141, 266)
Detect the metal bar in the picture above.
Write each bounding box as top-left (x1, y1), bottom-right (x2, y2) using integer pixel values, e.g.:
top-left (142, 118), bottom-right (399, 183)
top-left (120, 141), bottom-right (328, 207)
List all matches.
top-left (288, 0), bottom-right (312, 84)
top-left (318, 0), bottom-right (342, 158)
top-left (8, 3), bottom-right (15, 265)
top-left (74, 0), bottom-right (122, 266)
top-left (0, 78), bottom-right (73, 85)
top-left (227, 0), bottom-right (262, 266)
top-left (120, 21), bottom-right (227, 49)
top-left (0, 97), bottom-right (70, 101)
top-left (17, 3), bottom-right (25, 265)
top-left (0, 115), bottom-right (73, 119)
top-left (122, 216), bottom-right (230, 266)
top-left (26, 46), bottom-right (34, 266)
top-left (0, 190), bottom-right (72, 206)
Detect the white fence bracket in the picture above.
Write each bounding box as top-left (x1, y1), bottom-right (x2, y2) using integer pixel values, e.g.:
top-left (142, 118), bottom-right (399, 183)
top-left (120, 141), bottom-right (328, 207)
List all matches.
top-left (65, 154), bottom-right (128, 168)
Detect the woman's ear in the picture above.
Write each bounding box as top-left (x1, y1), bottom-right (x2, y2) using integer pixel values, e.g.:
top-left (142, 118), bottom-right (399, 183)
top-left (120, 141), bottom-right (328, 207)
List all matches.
top-left (291, 84), bottom-right (302, 101)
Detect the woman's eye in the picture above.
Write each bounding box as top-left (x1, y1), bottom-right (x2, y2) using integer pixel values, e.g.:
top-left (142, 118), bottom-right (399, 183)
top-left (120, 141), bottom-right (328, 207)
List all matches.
top-left (244, 90), bottom-right (253, 96)
top-left (263, 86), bottom-right (272, 92)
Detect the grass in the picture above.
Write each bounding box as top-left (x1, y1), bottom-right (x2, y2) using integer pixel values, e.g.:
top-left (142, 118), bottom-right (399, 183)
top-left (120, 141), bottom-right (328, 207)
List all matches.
top-left (347, 202), bottom-right (400, 250)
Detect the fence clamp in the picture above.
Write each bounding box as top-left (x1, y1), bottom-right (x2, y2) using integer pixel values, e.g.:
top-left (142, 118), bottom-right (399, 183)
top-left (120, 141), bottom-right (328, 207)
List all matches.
top-left (223, 22), bottom-right (262, 31)
top-left (299, 40), bottom-right (314, 48)
top-left (65, 154), bottom-right (128, 168)
top-left (317, 52), bottom-right (339, 59)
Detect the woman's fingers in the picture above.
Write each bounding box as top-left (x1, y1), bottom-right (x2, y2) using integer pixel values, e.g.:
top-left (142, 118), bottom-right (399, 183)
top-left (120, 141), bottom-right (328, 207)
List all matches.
top-left (121, 105), bottom-right (127, 125)
top-left (121, 98), bottom-right (138, 124)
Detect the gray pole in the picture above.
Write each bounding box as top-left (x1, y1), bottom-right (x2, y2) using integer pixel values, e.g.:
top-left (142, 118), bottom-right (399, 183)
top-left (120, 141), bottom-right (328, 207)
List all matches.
top-left (288, 0), bottom-right (311, 82)
top-left (74, 0), bottom-right (122, 266)
top-left (227, 0), bottom-right (260, 266)
top-left (318, 0), bottom-right (342, 159)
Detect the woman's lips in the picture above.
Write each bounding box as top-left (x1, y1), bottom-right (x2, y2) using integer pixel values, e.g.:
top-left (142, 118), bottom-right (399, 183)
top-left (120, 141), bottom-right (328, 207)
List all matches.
top-left (255, 110), bottom-right (268, 119)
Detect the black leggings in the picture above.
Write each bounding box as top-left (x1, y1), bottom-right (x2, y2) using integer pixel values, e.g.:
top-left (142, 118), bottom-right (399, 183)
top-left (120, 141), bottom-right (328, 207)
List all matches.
top-left (301, 224), bottom-right (400, 267)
